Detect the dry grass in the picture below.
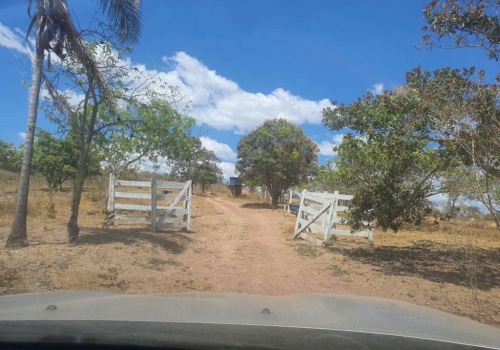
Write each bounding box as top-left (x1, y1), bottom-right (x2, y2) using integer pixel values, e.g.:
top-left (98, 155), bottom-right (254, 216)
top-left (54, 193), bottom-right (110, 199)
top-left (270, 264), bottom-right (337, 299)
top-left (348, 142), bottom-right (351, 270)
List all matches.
top-left (280, 221), bottom-right (295, 235)
top-left (294, 243), bottom-right (322, 258)
top-left (236, 192), bottom-right (265, 202)
top-left (193, 183), bottom-right (232, 197)
top-left (281, 208), bottom-right (500, 325)
top-left (376, 219), bottom-right (500, 250)
top-left (0, 171), bottom-right (499, 328)
top-left (0, 172), bottom-right (109, 225)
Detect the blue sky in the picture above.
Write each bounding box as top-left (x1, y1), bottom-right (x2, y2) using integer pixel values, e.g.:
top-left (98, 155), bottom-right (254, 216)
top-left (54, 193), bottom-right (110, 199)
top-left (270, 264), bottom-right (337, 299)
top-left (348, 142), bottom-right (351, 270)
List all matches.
top-left (0, 0), bottom-right (497, 180)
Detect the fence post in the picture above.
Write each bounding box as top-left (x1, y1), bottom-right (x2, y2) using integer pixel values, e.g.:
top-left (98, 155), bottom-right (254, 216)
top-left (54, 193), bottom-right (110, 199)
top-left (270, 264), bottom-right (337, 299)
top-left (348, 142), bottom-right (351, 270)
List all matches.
top-left (331, 190), bottom-right (339, 234)
top-left (182, 180), bottom-right (192, 231)
top-left (324, 197), bottom-right (336, 243)
top-left (287, 188), bottom-right (293, 214)
top-left (368, 220), bottom-right (375, 243)
top-left (107, 173), bottom-right (115, 225)
top-left (151, 176), bottom-right (157, 232)
top-left (293, 190), bottom-right (307, 237)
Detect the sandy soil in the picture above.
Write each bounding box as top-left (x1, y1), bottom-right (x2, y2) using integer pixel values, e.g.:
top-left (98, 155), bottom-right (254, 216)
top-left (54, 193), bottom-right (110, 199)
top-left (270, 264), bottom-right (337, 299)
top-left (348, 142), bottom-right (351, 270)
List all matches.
top-left (1, 193), bottom-right (499, 327)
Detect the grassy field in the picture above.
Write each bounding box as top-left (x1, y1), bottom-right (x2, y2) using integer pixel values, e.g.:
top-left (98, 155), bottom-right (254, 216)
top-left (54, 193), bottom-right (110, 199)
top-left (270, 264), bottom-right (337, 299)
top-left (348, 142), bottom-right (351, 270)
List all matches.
top-left (0, 170), bottom-right (499, 328)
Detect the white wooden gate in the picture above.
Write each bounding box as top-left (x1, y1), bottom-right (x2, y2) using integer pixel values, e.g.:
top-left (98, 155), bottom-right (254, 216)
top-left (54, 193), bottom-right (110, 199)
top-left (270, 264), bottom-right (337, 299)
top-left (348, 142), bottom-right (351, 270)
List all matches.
top-left (293, 190), bottom-right (373, 245)
top-left (107, 173), bottom-right (192, 231)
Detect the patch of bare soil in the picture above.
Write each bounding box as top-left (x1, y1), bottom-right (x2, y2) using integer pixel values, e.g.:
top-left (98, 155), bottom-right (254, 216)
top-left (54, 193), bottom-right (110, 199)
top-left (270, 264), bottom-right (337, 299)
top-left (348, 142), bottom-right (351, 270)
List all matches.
top-left (1, 193), bottom-right (499, 328)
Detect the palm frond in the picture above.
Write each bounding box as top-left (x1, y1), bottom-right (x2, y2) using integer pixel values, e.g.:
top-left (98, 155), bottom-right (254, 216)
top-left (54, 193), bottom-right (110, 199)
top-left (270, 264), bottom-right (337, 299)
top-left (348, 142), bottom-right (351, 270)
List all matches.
top-left (97, 0), bottom-right (142, 44)
top-left (49, 1), bottom-right (116, 109)
top-left (42, 72), bottom-right (75, 116)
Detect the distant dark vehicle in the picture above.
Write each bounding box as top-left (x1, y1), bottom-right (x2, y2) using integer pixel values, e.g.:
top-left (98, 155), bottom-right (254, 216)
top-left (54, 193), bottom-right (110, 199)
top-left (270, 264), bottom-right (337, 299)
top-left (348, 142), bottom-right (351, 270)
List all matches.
top-left (0, 292), bottom-right (499, 350)
top-left (229, 177), bottom-right (241, 185)
top-left (289, 203), bottom-right (300, 215)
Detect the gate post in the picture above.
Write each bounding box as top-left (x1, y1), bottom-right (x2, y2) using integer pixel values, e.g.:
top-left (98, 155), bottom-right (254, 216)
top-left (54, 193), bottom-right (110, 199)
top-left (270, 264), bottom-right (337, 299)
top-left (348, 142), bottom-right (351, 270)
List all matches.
top-left (182, 180), bottom-right (192, 231)
top-left (293, 190), bottom-right (306, 236)
top-left (324, 197), bottom-right (336, 243)
top-left (107, 173), bottom-right (115, 226)
top-left (151, 176), bottom-right (157, 232)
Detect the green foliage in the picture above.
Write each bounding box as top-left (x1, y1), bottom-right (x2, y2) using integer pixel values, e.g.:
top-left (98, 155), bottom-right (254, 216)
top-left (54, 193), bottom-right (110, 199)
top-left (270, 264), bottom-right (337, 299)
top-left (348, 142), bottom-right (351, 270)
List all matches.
top-left (323, 64), bottom-right (500, 230)
top-left (43, 40), bottom-right (195, 178)
top-left (441, 165), bottom-right (479, 216)
top-left (322, 82), bottom-right (450, 231)
top-left (422, 0), bottom-right (500, 60)
top-left (404, 66), bottom-right (500, 226)
top-left (169, 137), bottom-right (223, 192)
top-left (457, 204), bottom-right (484, 219)
top-left (0, 140), bottom-right (22, 172)
top-left (197, 163), bottom-right (223, 192)
top-left (32, 130), bottom-right (100, 191)
top-left (99, 99), bottom-right (195, 175)
top-left (314, 161), bottom-right (353, 193)
top-left (332, 134), bottom-right (439, 232)
top-left (236, 119), bottom-right (318, 207)
top-left (404, 67), bottom-right (500, 176)
top-left (39, 32), bottom-right (196, 241)
top-left (97, 0), bottom-right (143, 44)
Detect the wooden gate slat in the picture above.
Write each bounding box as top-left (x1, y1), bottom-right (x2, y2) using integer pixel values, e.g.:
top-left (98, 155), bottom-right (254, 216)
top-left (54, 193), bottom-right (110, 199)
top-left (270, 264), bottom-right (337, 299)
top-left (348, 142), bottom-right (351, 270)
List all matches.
top-left (110, 176), bottom-right (191, 231)
top-left (155, 181), bottom-right (190, 228)
top-left (294, 202), bottom-right (331, 238)
top-left (293, 190), bottom-right (374, 245)
top-left (297, 232), bottom-right (324, 246)
top-left (156, 180), bottom-right (187, 189)
top-left (115, 180), bottom-right (151, 187)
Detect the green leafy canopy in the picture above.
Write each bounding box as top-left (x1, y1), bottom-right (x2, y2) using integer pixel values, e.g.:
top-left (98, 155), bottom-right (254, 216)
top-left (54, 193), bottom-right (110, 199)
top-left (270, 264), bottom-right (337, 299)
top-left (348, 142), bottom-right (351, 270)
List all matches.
top-left (236, 119), bottom-right (318, 207)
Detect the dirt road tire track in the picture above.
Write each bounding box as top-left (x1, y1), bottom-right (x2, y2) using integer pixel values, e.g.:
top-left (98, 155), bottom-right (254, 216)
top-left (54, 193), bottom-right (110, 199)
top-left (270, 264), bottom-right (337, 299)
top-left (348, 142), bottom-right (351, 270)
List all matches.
top-left (192, 196), bottom-right (350, 295)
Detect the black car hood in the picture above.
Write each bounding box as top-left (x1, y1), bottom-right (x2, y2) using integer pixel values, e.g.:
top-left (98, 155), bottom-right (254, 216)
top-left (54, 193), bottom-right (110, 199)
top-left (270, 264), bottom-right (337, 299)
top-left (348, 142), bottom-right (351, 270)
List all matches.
top-left (0, 292), bottom-right (499, 349)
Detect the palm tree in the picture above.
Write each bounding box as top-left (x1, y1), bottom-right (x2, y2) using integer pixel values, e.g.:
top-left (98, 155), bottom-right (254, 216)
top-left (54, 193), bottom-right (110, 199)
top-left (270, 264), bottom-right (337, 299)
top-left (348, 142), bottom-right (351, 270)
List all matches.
top-left (6, 0), bottom-right (142, 248)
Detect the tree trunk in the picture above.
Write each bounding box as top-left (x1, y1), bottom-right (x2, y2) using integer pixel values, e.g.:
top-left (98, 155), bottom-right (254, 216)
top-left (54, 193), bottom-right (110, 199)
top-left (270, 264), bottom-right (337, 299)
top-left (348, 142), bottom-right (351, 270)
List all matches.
top-left (67, 146), bottom-right (87, 244)
top-left (201, 182), bottom-right (205, 193)
top-left (67, 175), bottom-right (84, 244)
top-left (6, 55), bottom-right (44, 248)
top-left (271, 193), bottom-right (279, 209)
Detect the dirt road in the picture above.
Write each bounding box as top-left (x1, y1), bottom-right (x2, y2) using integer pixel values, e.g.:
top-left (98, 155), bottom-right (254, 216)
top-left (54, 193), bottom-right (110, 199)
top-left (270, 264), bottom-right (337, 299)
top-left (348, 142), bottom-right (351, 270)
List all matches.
top-left (190, 196), bottom-right (344, 295)
top-left (1, 194), bottom-right (499, 326)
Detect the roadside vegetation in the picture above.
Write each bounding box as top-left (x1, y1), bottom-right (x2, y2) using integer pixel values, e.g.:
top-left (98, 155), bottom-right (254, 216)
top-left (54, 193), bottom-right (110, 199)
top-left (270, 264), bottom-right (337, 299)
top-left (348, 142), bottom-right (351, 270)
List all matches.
top-left (0, 0), bottom-right (499, 329)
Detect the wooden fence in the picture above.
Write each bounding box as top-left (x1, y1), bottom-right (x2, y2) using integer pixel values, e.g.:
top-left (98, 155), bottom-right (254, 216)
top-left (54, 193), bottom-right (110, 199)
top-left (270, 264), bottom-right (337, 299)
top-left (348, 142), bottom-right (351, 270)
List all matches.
top-left (107, 173), bottom-right (192, 232)
top-left (293, 190), bottom-right (374, 245)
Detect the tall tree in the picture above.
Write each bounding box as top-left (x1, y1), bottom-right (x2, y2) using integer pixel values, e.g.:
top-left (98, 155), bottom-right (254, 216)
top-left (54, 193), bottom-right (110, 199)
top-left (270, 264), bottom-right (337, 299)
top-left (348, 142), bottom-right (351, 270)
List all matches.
top-left (236, 119), bottom-right (318, 207)
top-left (330, 134), bottom-right (444, 232)
top-left (406, 67), bottom-right (500, 227)
top-left (7, 0), bottom-right (143, 247)
top-left (422, 0), bottom-right (500, 60)
top-left (322, 85), bottom-right (451, 232)
top-left (42, 40), bottom-right (194, 243)
top-left (323, 66), bottom-right (500, 230)
top-left (32, 130), bottom-right (100, 191)
top-left (169, 137), bottom-right (223, 192)
top-left (0, 140), bottom-right (22, 172)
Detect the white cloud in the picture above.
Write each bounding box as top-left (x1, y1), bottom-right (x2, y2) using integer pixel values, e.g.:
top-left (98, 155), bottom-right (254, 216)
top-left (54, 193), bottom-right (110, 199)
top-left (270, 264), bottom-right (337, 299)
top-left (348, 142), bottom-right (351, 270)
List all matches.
top-left (0, 22), bottom-right (331, 135)
top-left (370, 83), bottom-right (384, 96)
top-left (218, 161), bottom-right (237, 179)
top-left (429, 193), bottom-right (448, 204)
top-left (18, 132), bottom-right (26, 141)
top-left (316, 133), bottom-right (345, 156)
top-left (0, 23), bottom-right (28, 54)
top-left (161, 52), bottom-right (331, 133)
top-left (200, 136), bottom-right (237, 161)
top-left (316, 140), bottom-right (337, 156)
top-left (332, 133), bottom-right (344, 144)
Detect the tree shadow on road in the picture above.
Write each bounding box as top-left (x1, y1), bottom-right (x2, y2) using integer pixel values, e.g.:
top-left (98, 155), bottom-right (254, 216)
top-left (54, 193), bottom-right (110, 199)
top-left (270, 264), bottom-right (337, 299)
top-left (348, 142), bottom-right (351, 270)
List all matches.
top-left (326, 240), bottom-right (500, 291)
top-left (240, 203), bottom-right (275, 210)
top-left (77, 226), bottom-right (193, 254)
